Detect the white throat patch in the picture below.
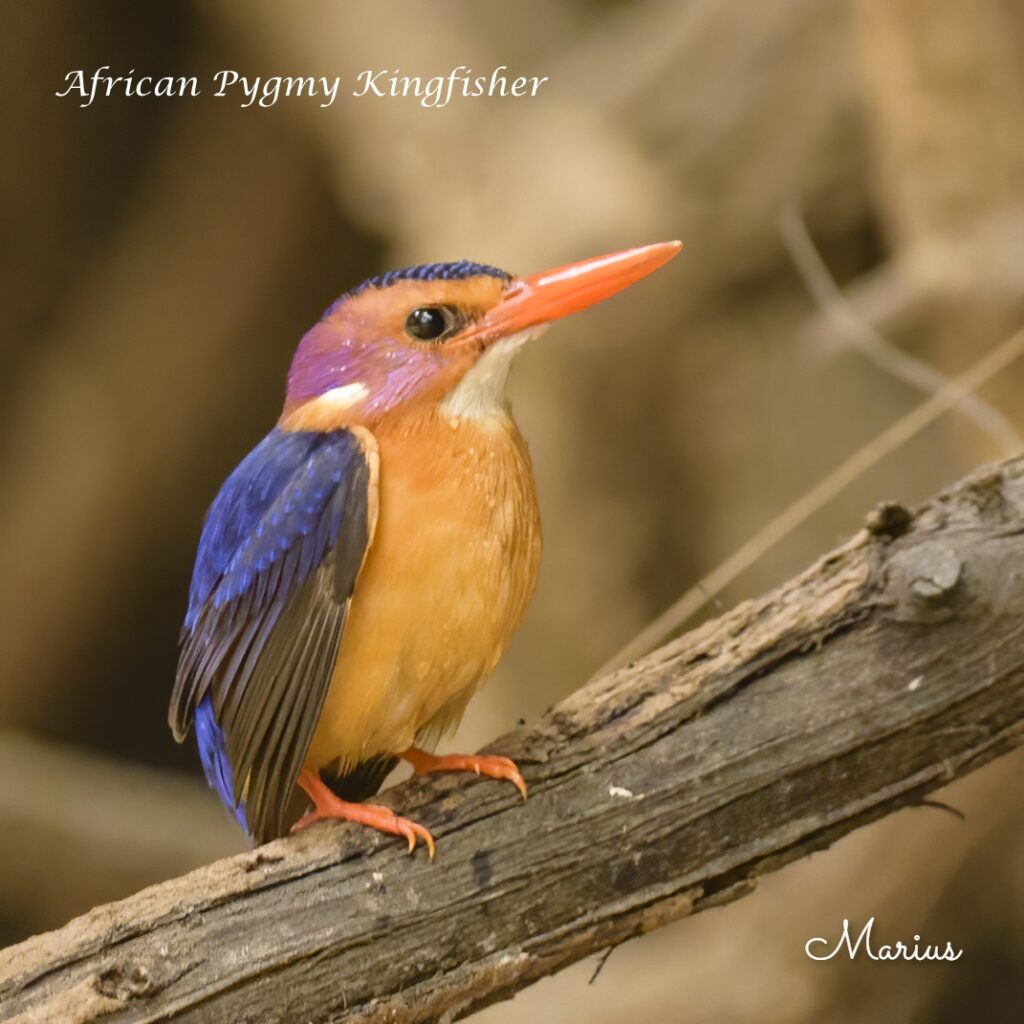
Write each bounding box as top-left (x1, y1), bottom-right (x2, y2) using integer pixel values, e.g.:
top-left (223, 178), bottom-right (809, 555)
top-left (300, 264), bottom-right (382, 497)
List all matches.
top-left (440, 326), bottom-right (547, 421)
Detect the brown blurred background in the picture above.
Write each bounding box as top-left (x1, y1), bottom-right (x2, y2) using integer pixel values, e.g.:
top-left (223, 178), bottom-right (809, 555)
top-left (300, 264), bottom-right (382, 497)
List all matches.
top-left (2, 1), bottom-right (1023, 1021)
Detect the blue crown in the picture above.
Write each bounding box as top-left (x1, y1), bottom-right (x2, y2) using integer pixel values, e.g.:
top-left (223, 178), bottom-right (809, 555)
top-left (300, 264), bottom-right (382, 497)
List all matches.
top-left (327, 260), bottom-right (512, 315)
top-left (356, 260), bottom-right (511, 293)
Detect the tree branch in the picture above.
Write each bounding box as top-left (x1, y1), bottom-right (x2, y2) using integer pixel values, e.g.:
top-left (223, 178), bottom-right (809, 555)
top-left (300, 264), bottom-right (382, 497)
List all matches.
top-left (3, 456), bottom-right (1024, 1023)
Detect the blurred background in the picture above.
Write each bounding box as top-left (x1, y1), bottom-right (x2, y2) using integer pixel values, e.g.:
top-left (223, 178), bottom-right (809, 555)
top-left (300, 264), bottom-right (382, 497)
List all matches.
top-left (2, 1), bottom-right (1023, 1021)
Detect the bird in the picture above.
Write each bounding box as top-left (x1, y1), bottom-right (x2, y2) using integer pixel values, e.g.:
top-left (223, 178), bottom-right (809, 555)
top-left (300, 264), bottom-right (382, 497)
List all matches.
top-left (169, 240), bottom-right (682, 857)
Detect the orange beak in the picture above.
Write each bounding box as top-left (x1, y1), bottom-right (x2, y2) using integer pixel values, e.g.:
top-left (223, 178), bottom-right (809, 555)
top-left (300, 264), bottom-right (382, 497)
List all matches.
top-left (464, 240), bottom-right (683, 344)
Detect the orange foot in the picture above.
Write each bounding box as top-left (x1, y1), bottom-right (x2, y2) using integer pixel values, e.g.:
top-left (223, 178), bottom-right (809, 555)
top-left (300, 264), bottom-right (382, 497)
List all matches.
top-left (291, 768), bottom-right (435, 860)
top-left (400, 746), bottom-right (528, 800)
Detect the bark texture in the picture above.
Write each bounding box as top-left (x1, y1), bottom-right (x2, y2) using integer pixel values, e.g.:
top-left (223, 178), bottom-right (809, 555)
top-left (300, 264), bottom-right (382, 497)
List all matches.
top-left (2, 456), bottom-right (1024, 1024)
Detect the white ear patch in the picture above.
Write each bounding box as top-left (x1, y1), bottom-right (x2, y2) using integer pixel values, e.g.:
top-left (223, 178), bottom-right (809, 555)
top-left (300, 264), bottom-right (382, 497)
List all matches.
top-left (319, 382), bottom-right (369, 409)
top-left (441, 326), bottom-right (547, 421)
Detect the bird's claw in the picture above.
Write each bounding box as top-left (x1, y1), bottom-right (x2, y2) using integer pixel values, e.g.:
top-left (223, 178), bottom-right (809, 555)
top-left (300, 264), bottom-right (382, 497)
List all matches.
top-left (395, 817), bottom-right (436, 860)
top-left (403, 749), bottom-right (528, 800)
top-left (475, 755), bottom-right (528, 800)
top-left (292, 805), bottom-right (435, 860)
top-left (292, 772), bottom-right (436, 860)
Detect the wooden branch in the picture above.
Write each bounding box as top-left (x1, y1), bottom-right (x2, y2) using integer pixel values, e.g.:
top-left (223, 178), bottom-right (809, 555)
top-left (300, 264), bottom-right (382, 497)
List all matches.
top-left (3, 456), bottom-right (1024, 1024)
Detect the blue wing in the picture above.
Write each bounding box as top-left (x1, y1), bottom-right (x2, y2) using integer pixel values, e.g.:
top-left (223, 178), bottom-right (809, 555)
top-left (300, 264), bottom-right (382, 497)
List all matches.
top-left (170, 427), bottom-right (376, 842)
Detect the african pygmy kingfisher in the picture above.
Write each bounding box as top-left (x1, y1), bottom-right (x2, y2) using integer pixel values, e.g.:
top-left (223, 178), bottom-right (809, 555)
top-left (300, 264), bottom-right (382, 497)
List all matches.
top-left (170, 241), bottom-right (681, 857)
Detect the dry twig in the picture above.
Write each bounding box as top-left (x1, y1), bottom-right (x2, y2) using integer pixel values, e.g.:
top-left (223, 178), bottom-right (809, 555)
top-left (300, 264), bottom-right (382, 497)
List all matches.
top-left (599, 323), bottom-right (1024, 673)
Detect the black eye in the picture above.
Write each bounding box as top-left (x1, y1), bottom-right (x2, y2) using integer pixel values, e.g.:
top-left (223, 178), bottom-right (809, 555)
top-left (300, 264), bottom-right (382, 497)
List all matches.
top-left (405, 306), bottom-right (451, 341)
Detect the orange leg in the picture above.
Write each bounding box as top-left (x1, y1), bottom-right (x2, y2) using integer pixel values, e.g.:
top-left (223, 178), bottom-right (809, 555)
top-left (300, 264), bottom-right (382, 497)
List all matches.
top-left (400, 746), bottom-right (528, 800)
top-left (291, 768), bottom-right (435, 860)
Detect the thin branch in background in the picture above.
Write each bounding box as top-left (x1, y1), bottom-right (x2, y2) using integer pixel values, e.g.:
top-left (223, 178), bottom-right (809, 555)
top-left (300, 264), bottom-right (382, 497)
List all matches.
top-left (588, 945), bottom-right (617, 985)
top-left (916, 798), bottom-right (967, 823)
top-left (596, 323), bottom-right (1024, 676)
top-left (778, 202), bottom-right (1022, 453)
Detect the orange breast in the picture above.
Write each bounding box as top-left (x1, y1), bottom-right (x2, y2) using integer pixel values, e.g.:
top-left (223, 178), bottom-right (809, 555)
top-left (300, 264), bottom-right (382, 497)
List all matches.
top-left (304, 406), bottom-right (541, 774)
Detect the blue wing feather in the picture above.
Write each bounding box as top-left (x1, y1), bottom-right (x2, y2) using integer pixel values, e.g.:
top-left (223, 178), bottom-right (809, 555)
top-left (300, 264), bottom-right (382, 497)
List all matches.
top-left (171, 426), bottom-right (373, 841)
top-left (194, 694), bottom-right (247, 830)
top-left (185, 430), bottom-right (350, 628)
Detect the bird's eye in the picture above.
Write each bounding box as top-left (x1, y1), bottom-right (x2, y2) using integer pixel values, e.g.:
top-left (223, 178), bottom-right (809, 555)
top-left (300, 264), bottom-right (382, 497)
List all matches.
top-left (405, 306), bottom-right (452, 342)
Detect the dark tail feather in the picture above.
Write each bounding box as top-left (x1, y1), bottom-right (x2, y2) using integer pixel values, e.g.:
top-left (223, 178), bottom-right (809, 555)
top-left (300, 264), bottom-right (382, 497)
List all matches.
top-left (320, 754), bottom-right (399, 803)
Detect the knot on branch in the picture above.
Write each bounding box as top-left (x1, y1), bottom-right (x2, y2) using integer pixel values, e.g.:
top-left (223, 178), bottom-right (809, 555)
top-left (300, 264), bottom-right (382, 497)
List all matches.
top-left (94, 962), bottom-right (152, 1002)
top-left (864, 501), bottom-right (914, 539)
top-left (888, 541), bottom-right (965, 623)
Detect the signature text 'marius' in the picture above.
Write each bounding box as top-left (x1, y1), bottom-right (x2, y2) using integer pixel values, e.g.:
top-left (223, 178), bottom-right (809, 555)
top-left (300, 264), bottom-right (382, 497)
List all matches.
top-left (805, 918), bottom-right (963, 962)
